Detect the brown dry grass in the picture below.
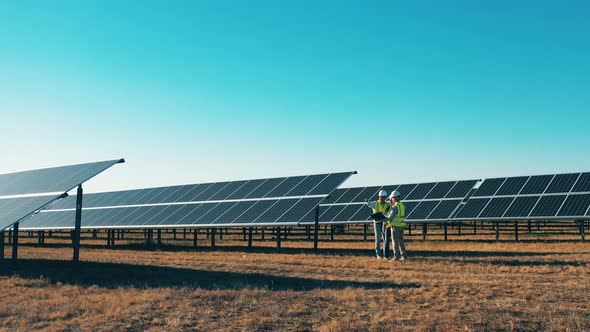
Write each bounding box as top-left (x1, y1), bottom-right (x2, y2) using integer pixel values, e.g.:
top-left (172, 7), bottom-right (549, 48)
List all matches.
top-left (1, 228), bottom-right (589, 331)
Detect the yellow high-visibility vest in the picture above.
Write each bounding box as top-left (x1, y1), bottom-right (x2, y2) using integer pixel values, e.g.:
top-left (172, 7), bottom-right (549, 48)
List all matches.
top-left (386, 201), bottom-right (406, 228)
top-left (372, 201), bottom-right (390, 223)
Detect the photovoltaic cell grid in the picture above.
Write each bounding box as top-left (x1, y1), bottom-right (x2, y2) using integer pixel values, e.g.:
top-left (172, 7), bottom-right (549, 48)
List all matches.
top-left (0, 159), bottom-right (124, 231)
top-left (454, 172), bottom-right (590, 221)
top-left (314, 179), bottom-right (479, 224)
top-left (19, 172), bottom-right (355, 230)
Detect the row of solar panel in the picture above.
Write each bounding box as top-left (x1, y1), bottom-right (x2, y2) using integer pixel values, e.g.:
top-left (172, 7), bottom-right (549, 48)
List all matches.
top-left (323, 180), bottom-right (478, 205)
top-left (0, 159), bottom-right (123, 197)
top-left (311, 199), bottom-right (463, 224)
top-left (21, 197), bottom-right (324, 230)
top-left (472, 172), bottom-right (590, 197)
top-left (454, 193), bottom-right (590, 220)
top-left (48, 172), bottom-right (352, 210)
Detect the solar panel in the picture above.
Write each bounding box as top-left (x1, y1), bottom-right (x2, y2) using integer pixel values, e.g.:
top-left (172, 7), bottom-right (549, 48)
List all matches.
top-left (446, 180), bottom-right (478, 198)
top-left (519, 175), bottom-right (553, 195)
top-left (572, 173), bottom-right (590, 192)
top-left (0, 159), bottom-right (123, 196)
top-left (557, 194), bottom-right (590, 217)
top-left (503, 196), bottom-right (540, 218)
top-left (334, 187), bottom-right (365, 204)
top-left (495, 177), bottom-right (528, 196)
top-left (455, 198), bottom-right (491, 219)
top-left (406, 200), bottom-right (440, 220)
top-left (478, 197), bottom-right (515, 218)
top-left (0, 159), bottom-right (123, 231)
top-left (545, 173), bottom-right (580, 193)
top-left (426, 199), bottom-right (462, 220)
top-left (472, 178), bottom-right (506, 197)
top-left (529, 195), bottom-right (567, 217)
top-left (425, 181), bottom-right (455, 199)
top-left (405, 183), bottom-right (437, 200)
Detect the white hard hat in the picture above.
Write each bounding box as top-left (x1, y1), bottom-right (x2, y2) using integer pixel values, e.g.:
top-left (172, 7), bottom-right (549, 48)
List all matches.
top-left (389, 190), bottom-right (402, 199)
top-left (378, 190), bottom-right (388, 197)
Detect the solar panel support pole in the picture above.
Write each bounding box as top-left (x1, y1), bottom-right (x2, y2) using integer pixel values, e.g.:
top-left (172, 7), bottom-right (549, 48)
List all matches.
top-left (210, 228), bottom-right (216, 248)
top-left (514, 221), bottom-right (519, 241)
top-left (157, 229), bottom-right (162, 246)
top-left (408, 223), bottom-right (412, 236)
top-left (73, 185), bottom-right (83, 263)
top-left (580, 221), bottom-right (586, 242)
top-left (495, 222), bottom-right (500, 241)
top-left (0, 231), bottom-right (4, 260)
top-left (363, 224), bottom-right (368, 241)
top-left (422, 223), bottom-right (427, 240)
top-left (12, 222), bottom-right (19, 265)
top-left (444, 224), bottom-right (448, 240)
top-left (313, 205), bottom-right (320, 252)
top-left (473, 222), bottom-right (477, 235)
top-left (330, 225), bottom-right (334, 241)
top-left (248, 227), bottom-right (253, 249)
top-left (527, 220), bottom-right (532, 234)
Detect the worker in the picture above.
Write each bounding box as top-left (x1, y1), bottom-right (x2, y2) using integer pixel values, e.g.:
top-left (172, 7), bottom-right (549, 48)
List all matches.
top-left (383, 190), bottom-right (407, 261)
top-left (364, 190), bottom-right (391, 259)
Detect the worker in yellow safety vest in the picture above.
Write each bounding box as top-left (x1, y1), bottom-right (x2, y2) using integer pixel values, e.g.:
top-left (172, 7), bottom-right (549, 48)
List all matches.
top-left (383, 190), bottom-right (407, 261)
top-left (364, 190), bottom-right (391, 259)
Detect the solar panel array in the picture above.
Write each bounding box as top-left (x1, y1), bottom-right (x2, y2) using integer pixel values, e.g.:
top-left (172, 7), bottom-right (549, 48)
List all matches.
top-left (313, 179), bottom-right (479, 225)
top-left (0, 159), bottom-right (124, 231)
top-left (454, 172), bottom-right (590, 221)
top-left (19, 172), bottom-right (355, 230)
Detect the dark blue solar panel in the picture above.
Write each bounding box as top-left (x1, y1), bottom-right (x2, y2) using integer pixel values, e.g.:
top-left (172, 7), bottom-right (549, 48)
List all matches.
top-left (406, 183), bottom-right (437, 200)
top-left (445, 180), bottom-right (478, 198)
top-left (503, 196), bottom-right (540, 218)
top-left (495, 177), bottom-right (528, 196)
top-left (395, 184), bottom-right (418, 199)
top-left (455, 198), bottom-right (491, 219)
top-left (472, 178), bottom-right (505, 197)
top-left (572, 173), bottom-right (590, 192)
top-left (478, 197), bottom-right (514, 218)
top-left (545, 173), bottom-right (580, 193)
top-left (529, 195), bottom-right (567, 217)
top-left (427, 200), bottom-right (462, 220)
top-left (287, 174), bottom-right (330, 196)
top-left (335, 188), bottom-right (365, 204)
top-left (406, 200), bottom-right (440, 220)
top-left (282, 197), bottom-right (324, 223)
top-left (253, 199), bottom-right (300, 224)
top-left (519, 175), bottom-right (553, 195)
top-left (244, 178), bottom-right (286, 199)
top-left (557, 194), bottom-right (590, 217)
top-left (308, 172), bottom-right (353, 195)
top-left (425, 182), bottom-right (455, 199)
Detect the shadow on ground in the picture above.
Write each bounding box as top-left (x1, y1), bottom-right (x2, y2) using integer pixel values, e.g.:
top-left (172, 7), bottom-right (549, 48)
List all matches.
top-left (0, 259), bottom-right (420, 291)
top-left (18, 242), bottom-right (579, 258)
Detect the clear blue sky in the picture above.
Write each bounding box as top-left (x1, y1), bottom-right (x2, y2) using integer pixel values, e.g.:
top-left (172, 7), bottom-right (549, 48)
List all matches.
top-left (1, 0), bottom-right (589, 193)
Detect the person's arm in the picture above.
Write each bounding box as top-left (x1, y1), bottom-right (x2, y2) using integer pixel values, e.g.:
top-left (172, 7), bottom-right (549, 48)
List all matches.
top-left (384, 205), bottom-right (399, 222)
top-left (364, 200), bottom-right (377, 209)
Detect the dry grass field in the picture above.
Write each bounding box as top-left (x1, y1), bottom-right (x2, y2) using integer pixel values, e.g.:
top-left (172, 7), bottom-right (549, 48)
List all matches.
top-left (1, 226), bottom-right (589, 331)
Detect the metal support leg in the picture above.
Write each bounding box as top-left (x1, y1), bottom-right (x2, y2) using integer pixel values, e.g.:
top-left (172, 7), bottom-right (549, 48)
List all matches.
top-left (458, 222), bottom-right (462, 236)
top-left (157, 229), bottom-right (162, 245)
top-left (363, 223), bottom-right (368, 240)
top-left (173, 229), bottom-right (177, 240)
top-left (444, 224), bottom-right (448, 240)
top-left (580, 221), bottom-right (586, 242)
top-left (514, 221), bottom-right (519, 241)
top-left (314, 206), bottom-right (320, 252)
top-left (73, 185), bottom-right (83, 263)
top-left (495, 222), bottom-right (500, 241)
top-left (111, 230), bottom-right (116, 247)
top-left (473, 222), bottom-right (477, 235)
top-left (183, 228), bottom-right (187, 240)
top-left (261, 227), bottom-right (265, 241)
top-left (527, 220), bottom-right (531, 234)
top-left (210, 228), bottom-right (216, 248)
top-left (12, 222), bottom-right (19, 264)
top-left (219, 229), bottom-right (223, 240)
top-left (422, 223), bottom-right (427, 240)
top-left (248, 227), bottom-right (253, 248)
top-left (330, 225), bottom-right (334, 241)
top-left (408, 223), bottom-right (412, 236)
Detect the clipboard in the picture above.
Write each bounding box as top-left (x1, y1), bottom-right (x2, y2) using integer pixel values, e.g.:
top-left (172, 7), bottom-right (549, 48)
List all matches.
top-left (371, 212), bottom-right (387, 222)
